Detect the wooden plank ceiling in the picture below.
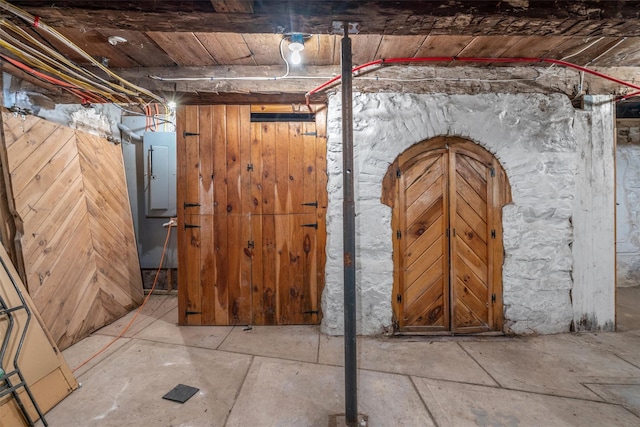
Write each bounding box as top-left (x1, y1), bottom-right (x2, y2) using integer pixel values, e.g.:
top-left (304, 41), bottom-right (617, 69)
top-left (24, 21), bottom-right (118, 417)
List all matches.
top-left (1, 1), bottom-right (640, 103)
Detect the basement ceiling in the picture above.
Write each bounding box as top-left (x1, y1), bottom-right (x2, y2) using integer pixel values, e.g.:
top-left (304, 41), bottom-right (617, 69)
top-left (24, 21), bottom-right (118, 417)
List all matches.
top-left (1, 1), bottom-right (640, 104)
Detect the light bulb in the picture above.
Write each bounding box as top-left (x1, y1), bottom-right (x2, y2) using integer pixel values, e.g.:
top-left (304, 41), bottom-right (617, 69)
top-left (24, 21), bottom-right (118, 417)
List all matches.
top-left (168, 101), bottom-right (176, 109)
top-left (291, 50), bottom-right (301, 65)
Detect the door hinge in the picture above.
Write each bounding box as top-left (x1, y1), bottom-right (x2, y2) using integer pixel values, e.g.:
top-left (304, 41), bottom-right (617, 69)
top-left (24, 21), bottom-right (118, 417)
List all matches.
top-left (247, 240), bottom-right (255, 249)
top-left (491, 293), bottom-right (496, 303)
top-left (452, 228), bottom-right (456, 237)
top-left (302, 223), bottom-right (318, 229)
top-left (396, 230), bottom-right (402, 239)
top-left (303, 310), bottom-right (319, 315)
top-left (491, 229), bottom-right (496, 239)
top-left (396, 168), bottom-right (401, 178)
top-left (184, 202), bottom-right (201, 209)
top-left (186, 310), bottom-right (202, 315)
top-left (184, 224), bottom-right (201, 229)
top-left (490, 167), bottom-right (496, 177)
top-left (397, 294), bottom-right (402, 303)
top-left (247, 163), bottom-right (254, 172)
top-left (446, 228), bottom-right (450, 238)
top-left (183, 131), bottom-right (200, 138)
top-left (301, 131), bottom-right (317, 136)
top-left (302, 201), bottom-right (318, 207)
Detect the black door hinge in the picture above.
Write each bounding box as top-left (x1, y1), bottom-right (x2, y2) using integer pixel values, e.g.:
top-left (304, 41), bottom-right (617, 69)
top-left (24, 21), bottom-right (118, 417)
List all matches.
top-left (490, 167), bottom-right (496, 177)
top-left (247, 164), bottom-right (254, 172)
top-left (446, 228), bottom-right (450, 238)
top-left (396, 169), bottom-right (401, 178)
top-left (301, 131), bottom-right (317, 136)
top-left (248, 241), bottom-right (255, 249)
top-left (184, 224), bottom-right (201, 229)
top-left (183, 131), bottom-right (200, 138)
top-left (397, 294), bottom-right (402, 303)
top-left (303, 310), bottom-right (319, 315)
top-left (491, 229), bottom-right (496, 239)
top-left (396, 230), bottom-right (402, 239)
top-left (186, 311), bottom-right (202, 315)
top-left (184, 202), bottom-right (201, 209)
top-left (302, 201), bottom-right (318, 207)
top-left (491, 294), bottom-right (496, 303)
top-left (302, 223), bottom-right (318, 229)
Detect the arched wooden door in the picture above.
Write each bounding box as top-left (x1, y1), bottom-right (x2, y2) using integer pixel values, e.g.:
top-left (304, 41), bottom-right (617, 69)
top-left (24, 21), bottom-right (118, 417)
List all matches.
top-left (383, 137), bottom-right (511, 334)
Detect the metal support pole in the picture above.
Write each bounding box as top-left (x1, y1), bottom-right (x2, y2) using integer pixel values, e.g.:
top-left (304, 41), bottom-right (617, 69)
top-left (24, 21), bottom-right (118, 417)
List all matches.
top-left (341, 24), bottom-right (358, 426)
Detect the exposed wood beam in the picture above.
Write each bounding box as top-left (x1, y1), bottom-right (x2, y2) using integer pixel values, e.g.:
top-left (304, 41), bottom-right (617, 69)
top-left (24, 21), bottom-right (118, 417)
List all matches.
top-left (111, 65), bottom-right (640, 104)
top-left (210, 0), bottom-right (254, 14)
top-left (7, 1), bottom-right (640, 36)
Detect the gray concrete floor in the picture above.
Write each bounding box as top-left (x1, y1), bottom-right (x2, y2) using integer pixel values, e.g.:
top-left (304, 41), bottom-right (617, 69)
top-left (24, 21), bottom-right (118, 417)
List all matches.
top-left (35, 288), bottom-right (640, 427)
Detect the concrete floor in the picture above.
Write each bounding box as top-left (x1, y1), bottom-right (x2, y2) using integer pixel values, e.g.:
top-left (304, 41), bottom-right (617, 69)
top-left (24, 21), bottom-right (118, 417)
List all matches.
top-left (35, 288), bottom-right (640, 427)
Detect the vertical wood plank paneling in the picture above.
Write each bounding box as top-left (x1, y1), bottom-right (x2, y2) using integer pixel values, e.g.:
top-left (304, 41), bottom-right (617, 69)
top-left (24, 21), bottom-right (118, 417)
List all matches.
top-left (212, 105), bottom-right (228, 216)
top-left (289, 123), bottom-right (304, 213)
top-left (179, 106), bottom-right (202, 325)
top-left (261, 123), bottom-right (276, 215)
top-left (250, 122), bottom-right (263, 216)
top-left (262, 214), bottom-right (277, 324)
top-left (0, 111), bottom-right (142, 349)
top-left (184, 213), bottom-right (202, 325)
top-left (178, 104), bottom-right (327, 326)
top-left (275, 214), bottom-right (289, 322)
top-left (238, 106), bottom-right (253, 324)
top-left (199, 105), bottom-right (214, 214)
top-left (226, 106), bottom-right (241, 215)
top-left (302, 121), bottom-right (317, 214)
top-left (274, 121), bottom-right (289, 215)
top-left (251, 213), bottom-right (264, 325)
top-left (302, 213), bottom-right (318, 323)
top-left (199, 214), bottom-right (215, 324)
top-left (176, 106), bottom-right (188, 325)
top-left (214, 212), bottom-right (229, 324)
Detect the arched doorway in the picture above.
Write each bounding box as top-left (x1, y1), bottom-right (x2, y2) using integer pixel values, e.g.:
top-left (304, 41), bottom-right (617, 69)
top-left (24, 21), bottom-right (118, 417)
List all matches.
top-left (382, 136), bottom-right (511, 334)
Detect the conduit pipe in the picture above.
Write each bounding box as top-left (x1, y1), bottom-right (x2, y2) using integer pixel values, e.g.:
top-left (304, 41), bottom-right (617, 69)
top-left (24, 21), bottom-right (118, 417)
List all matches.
top-left (305, 56), bottom-right (640, 101)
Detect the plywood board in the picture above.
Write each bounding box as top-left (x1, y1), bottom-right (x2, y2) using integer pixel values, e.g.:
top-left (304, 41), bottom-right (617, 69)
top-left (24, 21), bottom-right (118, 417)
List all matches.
top-left (0, 243), bottom-right (78, 426)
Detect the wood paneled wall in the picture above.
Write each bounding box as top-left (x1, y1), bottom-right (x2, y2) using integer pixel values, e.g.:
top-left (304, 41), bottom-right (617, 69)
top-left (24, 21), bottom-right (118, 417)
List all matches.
top-left (0, 110), bottom-right (143, 350)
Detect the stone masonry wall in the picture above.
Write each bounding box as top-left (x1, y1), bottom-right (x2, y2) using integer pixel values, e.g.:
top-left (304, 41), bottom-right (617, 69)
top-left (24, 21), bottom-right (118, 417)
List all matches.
top-left (616, 119), bottom-right (640, 288)
top-left (321, 92), bottom-right (615, 335)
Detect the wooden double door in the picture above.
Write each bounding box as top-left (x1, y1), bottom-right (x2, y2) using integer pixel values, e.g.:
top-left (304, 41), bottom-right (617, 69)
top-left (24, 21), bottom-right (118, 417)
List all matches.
top-left (176, 105), bottom-right (327, 326)
top-left (385, 137), bottom-right (511, 333)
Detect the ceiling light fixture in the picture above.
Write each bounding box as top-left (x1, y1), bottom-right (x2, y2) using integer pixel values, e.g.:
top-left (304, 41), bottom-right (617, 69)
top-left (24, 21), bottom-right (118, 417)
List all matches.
top-left (288, 33), bottom-right (305, 65)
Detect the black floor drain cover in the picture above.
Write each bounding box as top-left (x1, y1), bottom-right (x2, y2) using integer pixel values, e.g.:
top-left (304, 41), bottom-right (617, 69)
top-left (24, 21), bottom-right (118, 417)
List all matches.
top-left (162, 384), bottom-right (199, 403)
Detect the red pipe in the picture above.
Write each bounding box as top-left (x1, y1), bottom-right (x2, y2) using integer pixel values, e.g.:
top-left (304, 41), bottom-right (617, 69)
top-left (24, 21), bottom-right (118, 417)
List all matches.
top-left (305, 56), bottom-right (640, 98)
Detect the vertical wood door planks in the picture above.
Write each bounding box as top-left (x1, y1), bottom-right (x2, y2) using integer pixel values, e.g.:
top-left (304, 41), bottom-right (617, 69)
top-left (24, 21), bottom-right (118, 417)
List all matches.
top-left (177, 105), bottom-right (327, 326)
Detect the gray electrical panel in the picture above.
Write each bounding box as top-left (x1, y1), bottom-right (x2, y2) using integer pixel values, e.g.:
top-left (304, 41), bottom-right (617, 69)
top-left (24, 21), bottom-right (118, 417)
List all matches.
top-left (143, 132), bottom-right (176, 217)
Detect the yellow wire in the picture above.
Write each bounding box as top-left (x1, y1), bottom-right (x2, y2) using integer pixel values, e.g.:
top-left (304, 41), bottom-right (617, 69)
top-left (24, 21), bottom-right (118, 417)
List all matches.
top-left (0, 0), bottom-right (165, 105)
top-left (0, 20), bottom-right (134, 97)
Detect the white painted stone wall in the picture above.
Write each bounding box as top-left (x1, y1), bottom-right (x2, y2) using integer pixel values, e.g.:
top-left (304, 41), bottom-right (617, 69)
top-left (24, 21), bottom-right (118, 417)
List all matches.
top-left (616, 119), bottom-right (640, 288)
top-left (321, 92), bottom-right (615, 335)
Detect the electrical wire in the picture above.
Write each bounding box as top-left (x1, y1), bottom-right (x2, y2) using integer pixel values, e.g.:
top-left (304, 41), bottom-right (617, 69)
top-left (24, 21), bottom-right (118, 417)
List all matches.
top-left (0, 20), bottom-right (130, 100)
top-left (0, 53), bottom-right (105, 103)
top-left (0, 0), bottom-right (165, 104)
top-left (71, 220), bottom-right (175, 373)
top-left (150, 38), bottom-right (292, 82)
